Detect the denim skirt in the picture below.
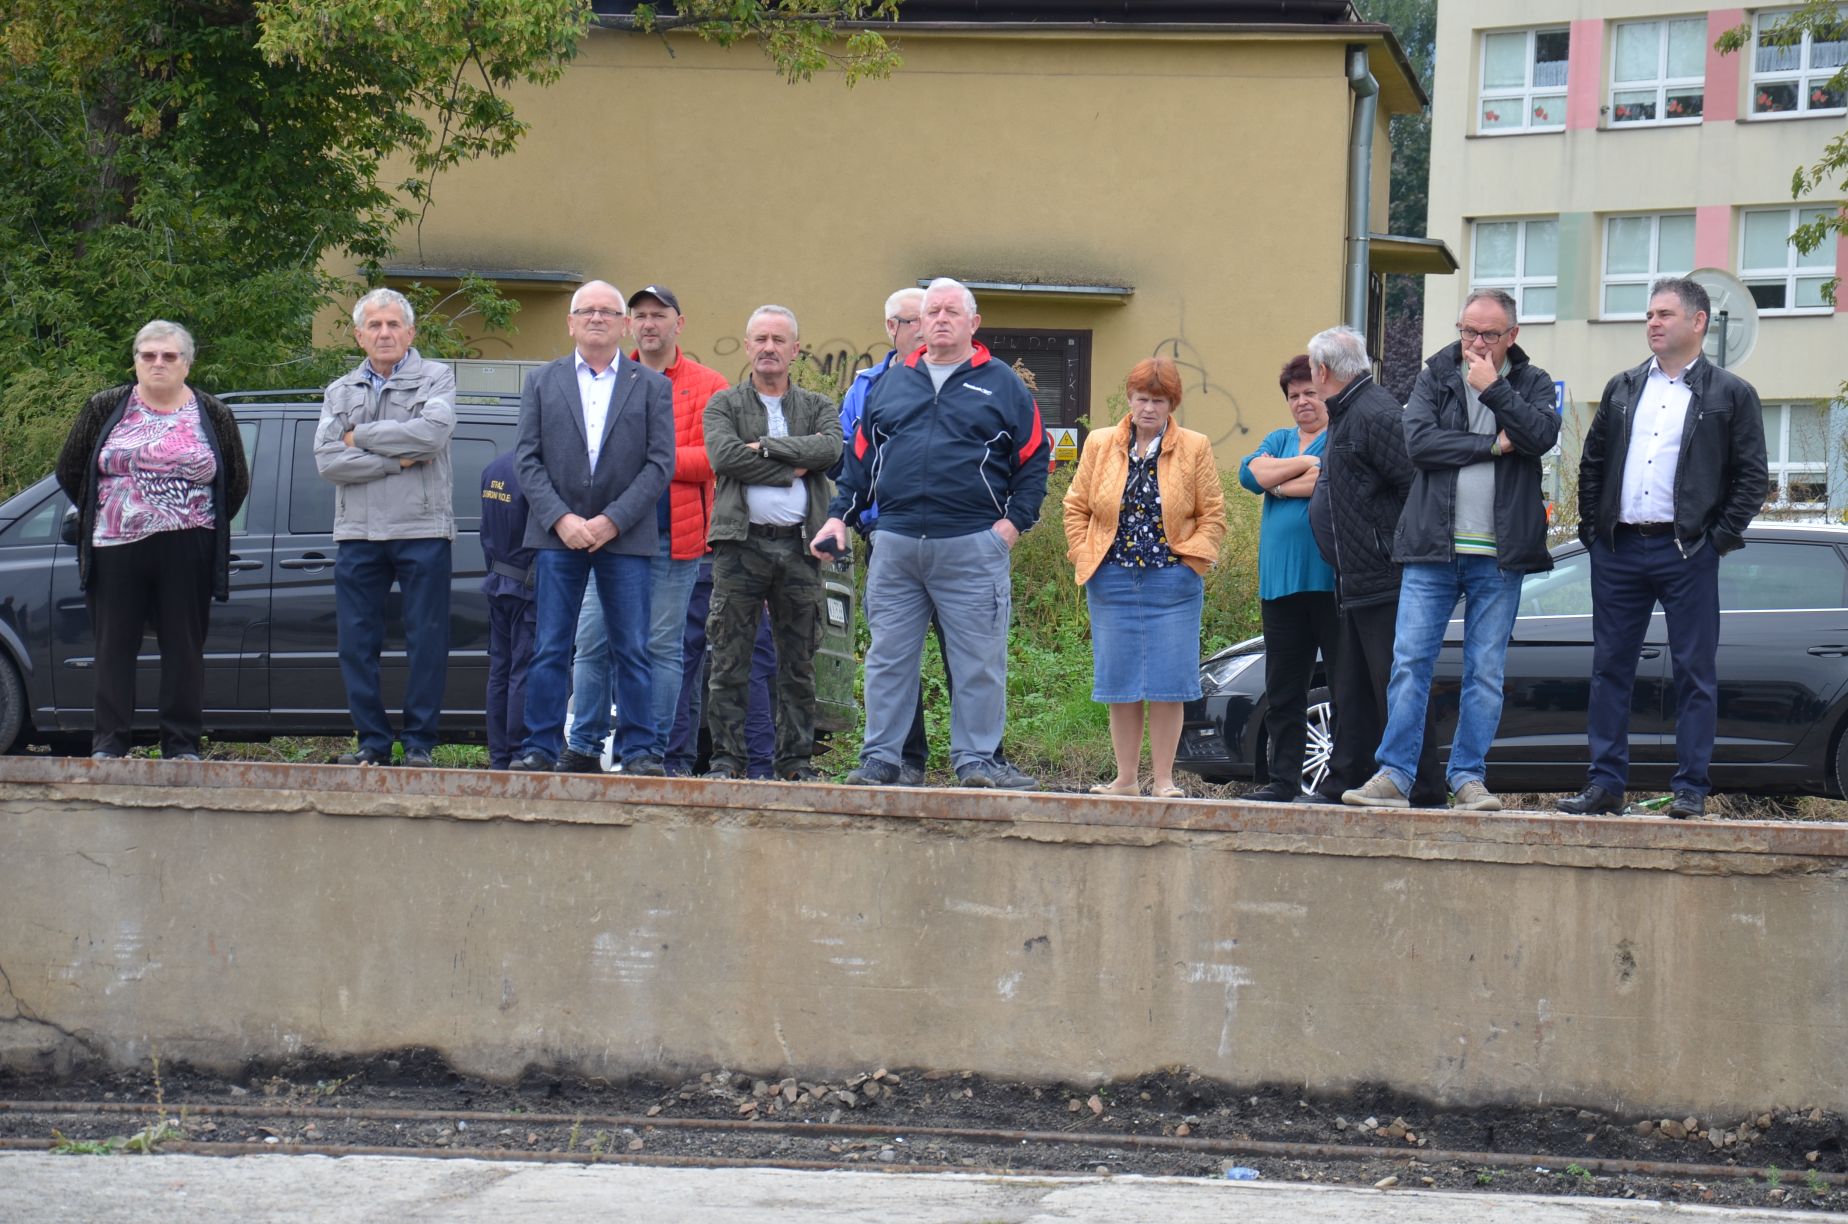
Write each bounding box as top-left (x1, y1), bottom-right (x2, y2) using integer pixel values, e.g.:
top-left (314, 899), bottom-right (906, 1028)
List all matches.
top-left (1085, 561), bottom-right (1205, 703)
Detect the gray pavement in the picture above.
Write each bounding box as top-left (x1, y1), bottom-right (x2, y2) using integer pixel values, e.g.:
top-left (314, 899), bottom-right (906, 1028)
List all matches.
top-left (2, 1154), bottom-right (1842, 1223)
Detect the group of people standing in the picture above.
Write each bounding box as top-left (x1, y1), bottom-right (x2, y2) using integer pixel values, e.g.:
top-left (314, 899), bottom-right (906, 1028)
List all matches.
top-left (61, 273), bottom-right (1766, 819)
top-left (1238, 277), bottom-right (1766, 819)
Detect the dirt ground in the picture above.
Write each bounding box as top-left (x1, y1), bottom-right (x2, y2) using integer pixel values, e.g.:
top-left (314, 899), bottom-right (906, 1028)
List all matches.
top-left (3, 1056), bottom-right (1841, 1212)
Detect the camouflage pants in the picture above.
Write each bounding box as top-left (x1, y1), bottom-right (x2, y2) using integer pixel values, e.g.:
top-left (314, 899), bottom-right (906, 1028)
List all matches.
top-left (706, 532), bottom-right (824, 773)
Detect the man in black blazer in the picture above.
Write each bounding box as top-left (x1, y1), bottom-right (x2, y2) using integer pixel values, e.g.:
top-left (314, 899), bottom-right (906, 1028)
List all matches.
top-left (508, 280), bottom-right (675, 773)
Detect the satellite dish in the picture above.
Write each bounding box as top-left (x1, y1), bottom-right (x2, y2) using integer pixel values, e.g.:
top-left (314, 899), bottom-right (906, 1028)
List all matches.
top-left (1688, 267), bottom-right (1759, 369)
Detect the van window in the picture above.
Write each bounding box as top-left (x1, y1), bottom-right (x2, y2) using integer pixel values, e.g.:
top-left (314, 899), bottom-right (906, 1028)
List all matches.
top-left (289, 420), bottom-right (336, 535)
top-left (0, 494), bottom-right (64, 547)
top-left (450, 435), bottom-right (501, 533)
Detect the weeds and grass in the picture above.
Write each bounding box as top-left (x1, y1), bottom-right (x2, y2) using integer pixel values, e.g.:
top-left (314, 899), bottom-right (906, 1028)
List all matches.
top-left (1806, 1168), bottom-right (1827, 1194)
top-left (1564, 1162), bottom-right (1594, 1189)
top-left (51, 1051), bottom-right (184, 1155)
top-left (1765, 1165), bottom-right (1783, 1188)
top-left (1475, 1169), bottom-right (1496, 1185)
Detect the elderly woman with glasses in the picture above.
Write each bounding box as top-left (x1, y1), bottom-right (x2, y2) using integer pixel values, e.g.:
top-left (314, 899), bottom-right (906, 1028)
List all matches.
top-left (1064, 357), bottom-right (1226, 798)
top-left (55, 321), bottom-right (249, 761)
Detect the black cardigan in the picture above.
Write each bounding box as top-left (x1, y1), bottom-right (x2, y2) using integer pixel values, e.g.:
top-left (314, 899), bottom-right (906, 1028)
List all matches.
top-left (54, 384), bottom-right (251, 600)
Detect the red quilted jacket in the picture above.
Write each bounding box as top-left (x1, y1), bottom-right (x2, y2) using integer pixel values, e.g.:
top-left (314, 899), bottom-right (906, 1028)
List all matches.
top-left (634, 347), bottom-right (730, 559)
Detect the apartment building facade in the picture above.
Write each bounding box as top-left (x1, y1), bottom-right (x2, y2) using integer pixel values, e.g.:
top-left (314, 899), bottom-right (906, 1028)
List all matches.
top-left (1423, 2), bottom-right (1846, 515)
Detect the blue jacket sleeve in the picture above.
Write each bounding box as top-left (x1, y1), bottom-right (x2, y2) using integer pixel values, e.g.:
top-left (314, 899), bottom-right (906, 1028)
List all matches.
top-left (1238, 429), bottom-right (1286, 495)
top-left (1001, 388), bottom-right (1050, 533)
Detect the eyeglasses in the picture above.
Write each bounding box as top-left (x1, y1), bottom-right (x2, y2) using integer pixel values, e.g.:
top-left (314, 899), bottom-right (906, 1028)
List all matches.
top-left (889, 316), bottom-right (919, 326)
top-left (136, 351), bottom-right (185, 364)
top-left (570, 307), bottom-right (624, 319)
top-left (1456, 326), bottom-right (1510, 344)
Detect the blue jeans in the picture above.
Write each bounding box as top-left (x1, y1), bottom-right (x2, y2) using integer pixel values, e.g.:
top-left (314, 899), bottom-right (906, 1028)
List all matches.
top-left (567, 584), bottom-right (613, 756)
top-left (648, 541), bottom-right (702, 758)
top-left (1376, 555), bottom-right (1523, 794)
top-left (524, 549), bottom-right (652, 765)
top-left (334, 537), bottom-right (451, 755)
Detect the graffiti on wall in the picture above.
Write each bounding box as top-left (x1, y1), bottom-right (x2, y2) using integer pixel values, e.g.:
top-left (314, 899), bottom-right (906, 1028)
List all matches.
top-left (1151, 333), bottom-right (1248, 447)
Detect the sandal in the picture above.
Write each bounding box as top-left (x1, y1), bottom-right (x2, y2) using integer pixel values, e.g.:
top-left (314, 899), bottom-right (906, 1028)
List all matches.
top-left (1089, 780), bottom-right (1141, 797)
top-left (1152, 785), bottom-right (1185, 799)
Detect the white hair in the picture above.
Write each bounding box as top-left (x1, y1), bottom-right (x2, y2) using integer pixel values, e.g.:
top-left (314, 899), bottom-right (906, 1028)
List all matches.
top-left (923, 277), bottom-right (978, 315)
top-left (133, 319), bottom-right (195, 363)
top-left (883, 287), bottom-right (925, 320)
top-left (351, 287), bottom-right (415, 330)
top-left (747, 304), bottom-right (800, 340)
top-left (570, 280), bottom-right (625, 313)
top-left (1306, 326), bottom-right (1371, 384)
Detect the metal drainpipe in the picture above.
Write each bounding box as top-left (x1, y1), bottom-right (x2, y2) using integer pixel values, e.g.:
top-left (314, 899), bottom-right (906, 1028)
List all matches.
top-left (1344, 45), bottom-right (1379, 333)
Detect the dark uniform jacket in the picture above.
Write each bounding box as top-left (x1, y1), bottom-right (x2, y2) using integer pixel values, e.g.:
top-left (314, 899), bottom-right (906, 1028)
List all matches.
top-left (479, 450), bottom-right (536, 600)
top-left (1578, 355), bottom-right (1768, 557)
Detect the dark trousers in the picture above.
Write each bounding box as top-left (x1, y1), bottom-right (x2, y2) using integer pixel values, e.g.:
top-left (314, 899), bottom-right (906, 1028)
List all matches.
top-left (1586, 530), bottom-right (1721, 796)
top-left (86, 528), bottom-right (215, 757)
top-left (1259, 589), bottom-right (1339, 790)
top-left (485, 594), bottom-right (536, 770)
top-left (668, 561), bottom-right (776, 776)
top-left (335, 537), bottom-right (452, 755)
top-left (707, 534), bottom-right (823, 774)
top-left (1327, 597), bottom-right (1445, 805)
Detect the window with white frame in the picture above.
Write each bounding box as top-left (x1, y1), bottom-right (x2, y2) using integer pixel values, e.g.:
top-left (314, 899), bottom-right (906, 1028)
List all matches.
top-left (1602, 213), bottom-right (1695, 317)
top-left (1610, 17), bottom-right (1707, 124)
top-left (1762, 402), bottom-right (1831, 508)
top-left (1741, 207), bottom-right (1837, 312)
top-left (1471, 218), bottom-right (1559, 321)
top-left (1479, 27), bottom-right (1570, 132)
top-left (1751, 6), bottom-right (1847, 116)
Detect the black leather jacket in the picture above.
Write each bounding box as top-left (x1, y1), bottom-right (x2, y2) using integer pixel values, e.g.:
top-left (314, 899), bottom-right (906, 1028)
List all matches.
top-left (1578, 355), bottom-right (1768, 556)
top-left (1392, 343), bottom-right (1561, 575)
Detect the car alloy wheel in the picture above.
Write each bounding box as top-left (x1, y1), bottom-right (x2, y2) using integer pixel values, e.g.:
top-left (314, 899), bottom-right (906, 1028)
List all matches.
top-left (1300, 686), bottom-right (1334, 797)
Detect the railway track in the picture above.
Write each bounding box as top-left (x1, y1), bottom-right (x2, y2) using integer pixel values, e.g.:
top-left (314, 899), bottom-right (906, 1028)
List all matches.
top-left (3, 1097), bottom-right (1842, 1196)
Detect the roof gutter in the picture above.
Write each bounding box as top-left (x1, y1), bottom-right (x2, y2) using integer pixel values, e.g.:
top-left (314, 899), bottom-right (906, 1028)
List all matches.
top-left (1343, 44), bottom-right (1378, 334)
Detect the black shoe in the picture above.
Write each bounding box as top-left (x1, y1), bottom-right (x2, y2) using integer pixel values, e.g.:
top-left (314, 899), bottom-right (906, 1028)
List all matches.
top-left (703, 762), bottom-right (744, 780)
top-left (1666, 791), bottom-right (1706, 820)
top-left (1244, 781), bottom-right (1298, 803)
top-left (956, 760), bottom-right (1040, 790)
top-left (336, 746), bottom-right (392, 766)
top-left (555, 748), bottom-right (605, 774)
top-left (506, 752), bottom-right (555, 772)
top-left (1556, 784), bottom-right (1624, 815)
top-left (846, 759), bottom-right (902, 786)
top-left (1296, 788), bottom-right (1345, 806)
top-left (402, 749), bottom-right (434, 768)
top-left (896, 763), bottom-right (927, 787)
top-left (779, 764), bottom-right (824, 782)
top-left (623, 756), bottom-right (667, 777)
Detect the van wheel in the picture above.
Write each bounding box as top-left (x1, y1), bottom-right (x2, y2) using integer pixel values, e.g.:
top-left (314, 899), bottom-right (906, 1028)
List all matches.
top-left (0, 654), bottom-right (25, 755)
top-left (1832, 717), bottom-right (1848, 799)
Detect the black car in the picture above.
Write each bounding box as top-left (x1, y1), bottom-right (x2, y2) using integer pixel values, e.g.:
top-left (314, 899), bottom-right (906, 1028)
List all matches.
top-left (0, 390), bottom-right (857, 755)
top-left (1178, 523), bottom-right (1848, 798)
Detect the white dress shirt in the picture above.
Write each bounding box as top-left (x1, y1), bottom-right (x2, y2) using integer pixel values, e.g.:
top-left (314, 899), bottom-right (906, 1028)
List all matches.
top-left (575, 350), bottom-right (619, 472)
top-left (744, 393), bottom-right (809, 526)
top-left (1618, 356), bottom-right (1699, 525)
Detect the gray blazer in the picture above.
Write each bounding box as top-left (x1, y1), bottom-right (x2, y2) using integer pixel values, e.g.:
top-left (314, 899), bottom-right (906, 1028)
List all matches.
top-left (515, 352), bottom-right (674, 555)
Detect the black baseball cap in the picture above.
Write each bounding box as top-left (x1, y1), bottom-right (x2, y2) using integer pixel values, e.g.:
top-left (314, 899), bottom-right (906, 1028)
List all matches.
top-left (626, 285), bottom-right (681, 314)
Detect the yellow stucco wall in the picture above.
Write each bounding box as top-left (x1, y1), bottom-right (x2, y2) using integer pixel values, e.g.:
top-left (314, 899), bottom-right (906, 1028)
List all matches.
top-left (356, 26), bottom-right (1414, 463)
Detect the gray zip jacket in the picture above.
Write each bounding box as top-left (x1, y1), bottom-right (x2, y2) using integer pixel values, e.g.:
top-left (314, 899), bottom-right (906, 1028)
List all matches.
top-left (315, 349), bottom-right (457, 541)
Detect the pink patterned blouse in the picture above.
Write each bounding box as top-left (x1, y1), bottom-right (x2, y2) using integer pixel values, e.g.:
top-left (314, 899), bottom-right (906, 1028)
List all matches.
top-left (92, 390), bottom-right (218, 546)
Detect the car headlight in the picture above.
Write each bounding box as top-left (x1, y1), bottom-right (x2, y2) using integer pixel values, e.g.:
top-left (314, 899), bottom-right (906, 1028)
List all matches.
top-left (825, 595), bottom-right (848, 628)
top-left (1200, 652), bottom-right (1260, 694)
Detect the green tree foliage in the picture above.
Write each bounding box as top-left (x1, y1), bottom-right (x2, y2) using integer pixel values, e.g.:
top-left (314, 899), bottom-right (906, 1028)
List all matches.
top-left (0, 0), bottom-right (898, 497)
top-left (1718, 2), bottom-right (1847, 309)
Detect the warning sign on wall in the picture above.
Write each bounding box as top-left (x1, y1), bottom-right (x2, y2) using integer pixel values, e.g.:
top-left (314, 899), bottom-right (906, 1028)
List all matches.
top-left (1050, 427), bottom-right (1080, 463)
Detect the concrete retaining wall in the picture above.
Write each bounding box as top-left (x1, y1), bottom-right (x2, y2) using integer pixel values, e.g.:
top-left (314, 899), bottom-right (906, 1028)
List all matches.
top-left (2, 758), bottom-right (1844, 1116)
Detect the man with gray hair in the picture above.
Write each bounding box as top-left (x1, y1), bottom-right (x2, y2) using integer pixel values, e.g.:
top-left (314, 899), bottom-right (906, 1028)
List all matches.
top-left (701, 305), bottom-right (841, 781)
top-left (814, 277), bottom-right (1049, 789)
top-left (1305, 325), bottom-right (1443, 806)
top-left (1341, 290), bottom-right (1560, 811)
top-left (315, 287), bottom-right (456, 767)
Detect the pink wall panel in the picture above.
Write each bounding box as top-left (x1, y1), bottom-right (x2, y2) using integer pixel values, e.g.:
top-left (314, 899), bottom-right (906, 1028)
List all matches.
top-left (1695, 205), bottom-right (1731, 270)
top-left (1705, 9), bottom-right (1746, 123)
top-left (1567, 19), bottom-right (1605, 130)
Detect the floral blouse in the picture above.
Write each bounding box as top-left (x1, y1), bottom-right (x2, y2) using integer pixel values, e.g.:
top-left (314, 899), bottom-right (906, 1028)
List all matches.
top-left (1104, 428), bottom-right (1180, 569)
top-left (93, 391), bottom-right (217, 546)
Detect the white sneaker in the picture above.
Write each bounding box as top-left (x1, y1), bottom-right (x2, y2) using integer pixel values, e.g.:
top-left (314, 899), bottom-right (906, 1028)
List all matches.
top-left (1341, 771), bottom-right (1410, 809)
top-left (1452, 780), bottom-right (1503, 811)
